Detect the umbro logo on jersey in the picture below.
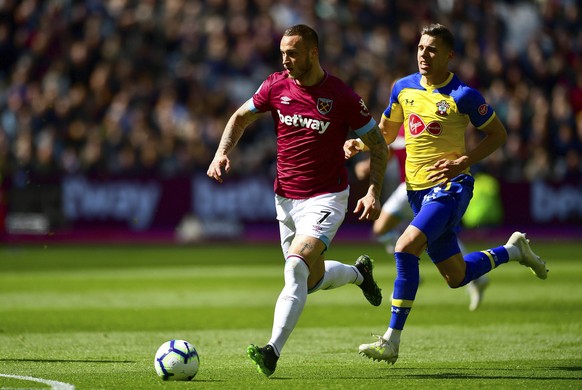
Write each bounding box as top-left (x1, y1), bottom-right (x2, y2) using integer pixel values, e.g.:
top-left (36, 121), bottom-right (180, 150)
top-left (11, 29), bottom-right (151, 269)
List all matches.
top-left (409, 113), bottom-right (442, 136)
top-left (405, 99), bottom-right (414, 105)
top-left (281, 96), bottom-right (292, 105)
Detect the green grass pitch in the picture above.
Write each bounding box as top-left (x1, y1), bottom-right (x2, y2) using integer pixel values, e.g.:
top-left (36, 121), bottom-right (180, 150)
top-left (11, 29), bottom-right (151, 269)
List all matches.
top-left (0, 239), bottom-right (581, 389)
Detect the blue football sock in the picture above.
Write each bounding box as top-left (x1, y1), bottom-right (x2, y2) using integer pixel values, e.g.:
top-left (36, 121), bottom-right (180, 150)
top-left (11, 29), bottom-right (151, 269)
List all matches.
top-left (460, 246), bottom-right (509, 286)
top-left (389, 252), bottom-right (420, 330)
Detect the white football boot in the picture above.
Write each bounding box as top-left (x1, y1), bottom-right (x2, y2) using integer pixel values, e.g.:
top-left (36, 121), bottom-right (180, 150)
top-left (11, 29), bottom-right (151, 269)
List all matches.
top-left (358, 335), bottom-right (399, 364)
top-left (506, 232), bottom-right (548, 280)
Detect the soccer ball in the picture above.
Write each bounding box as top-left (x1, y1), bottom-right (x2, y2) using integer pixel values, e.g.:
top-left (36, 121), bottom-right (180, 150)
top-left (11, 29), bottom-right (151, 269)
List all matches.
top-left (154, 339), bottom-right (199, 381)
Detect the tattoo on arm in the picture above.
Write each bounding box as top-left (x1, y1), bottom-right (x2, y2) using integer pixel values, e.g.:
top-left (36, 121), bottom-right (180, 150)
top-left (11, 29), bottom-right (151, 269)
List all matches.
top-left (360, 126), bottom-right (389, 197)
top-left (217, 103), bottom-right (260, 155)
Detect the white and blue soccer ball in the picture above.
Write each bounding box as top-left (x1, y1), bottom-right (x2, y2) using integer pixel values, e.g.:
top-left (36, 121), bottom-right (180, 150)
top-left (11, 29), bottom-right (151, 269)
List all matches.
top-left (154, 339), bottom-right (199, 381)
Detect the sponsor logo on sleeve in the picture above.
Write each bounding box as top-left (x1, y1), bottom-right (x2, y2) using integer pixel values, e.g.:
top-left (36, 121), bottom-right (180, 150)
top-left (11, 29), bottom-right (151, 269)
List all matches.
top-left (358, 98), bottom-right (371, 116)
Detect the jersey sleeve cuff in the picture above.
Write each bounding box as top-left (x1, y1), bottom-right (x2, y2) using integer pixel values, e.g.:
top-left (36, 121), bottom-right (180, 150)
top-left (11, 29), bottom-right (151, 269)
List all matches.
top-left (353, 118), bottom-right (377, 137)
top-left (248, 98), bottom-right (260, 113)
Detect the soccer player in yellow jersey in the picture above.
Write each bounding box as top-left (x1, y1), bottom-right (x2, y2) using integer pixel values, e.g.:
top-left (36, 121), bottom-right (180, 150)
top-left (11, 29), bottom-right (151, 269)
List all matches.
top-left (356, 23), bottom-right (549, 364)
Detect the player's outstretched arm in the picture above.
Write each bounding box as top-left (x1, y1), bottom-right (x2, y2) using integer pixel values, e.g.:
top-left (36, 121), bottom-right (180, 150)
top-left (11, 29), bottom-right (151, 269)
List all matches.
top-left (353, 126), bottom-right (389, 220)
top-left (207, 99), bottom-right (262, 183)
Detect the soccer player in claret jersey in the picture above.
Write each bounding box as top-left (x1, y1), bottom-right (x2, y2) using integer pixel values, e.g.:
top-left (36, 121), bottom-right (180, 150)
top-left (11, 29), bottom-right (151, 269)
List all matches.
top-left (207, 24), bottom-right (389, 377)
top-left (355, 23), bottom-right (548, 364)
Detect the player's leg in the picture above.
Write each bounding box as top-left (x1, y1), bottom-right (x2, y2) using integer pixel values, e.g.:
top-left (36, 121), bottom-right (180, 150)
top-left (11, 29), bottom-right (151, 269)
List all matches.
top-left (360, 176), bottom-right (549, 364)
top-left (359, 223), bottom-right (423, 364)
top-left (270, 235), bottom-right (325, 349)
top-left (434, 232), bottom-right (548, 288)
top-left (310, 254), bottom-right (382, 306)
top-left (247, 194), bottom-right (308, 377)
top-left (504, 231), bottom-right (548, 279)
top-left (249, 189), bottom-right (381, 376)
top-left (303, 189), bottom-right (382, 305)
top-left (459, 240), bottom-right (490, 311)
top-left (430, 227), bottom-right (548, 288)
top-left (248, 234), bottom-right (322, 377)
top-left (374, 182), bottom-right (410, 254)
top-left (360, 176), bottom-right (468, 363)
top-left (271, 189), bottom-right (382, 348)
top-left (373, 213), bottom-right (401, 254)
top-left (466, 274), bottom-right (489, 311)
top-left (425, 176), bottom-right (547, 286)
top-left (419, 190), bottom-right (506, 288)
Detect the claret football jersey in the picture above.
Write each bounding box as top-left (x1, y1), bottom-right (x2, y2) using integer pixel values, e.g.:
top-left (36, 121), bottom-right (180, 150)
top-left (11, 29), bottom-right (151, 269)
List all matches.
top-left (383, 72), bottom-right (496, 190)
top-left (250, 70), bottom-right (376, 199)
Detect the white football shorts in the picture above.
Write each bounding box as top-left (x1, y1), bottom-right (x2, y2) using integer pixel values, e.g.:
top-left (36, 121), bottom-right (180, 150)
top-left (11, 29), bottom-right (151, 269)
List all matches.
top-left (381, 181), bottom-right (414, 220)
top-left (275, 187), bottom-right (349, 256)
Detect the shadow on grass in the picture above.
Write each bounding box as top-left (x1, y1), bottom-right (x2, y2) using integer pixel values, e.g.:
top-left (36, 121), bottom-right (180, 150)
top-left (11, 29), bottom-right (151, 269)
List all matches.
top-left (361, 366), bottom-right (582, 381)
top-left (550, 366), bottom-right (582, 372)
top-left (0, 358), bottom-right (135, 363)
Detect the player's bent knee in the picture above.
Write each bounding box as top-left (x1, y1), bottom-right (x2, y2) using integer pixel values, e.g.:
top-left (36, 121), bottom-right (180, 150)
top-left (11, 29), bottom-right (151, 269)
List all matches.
top-left (444, 274), bottom-right (465, 289)
top-left (285, 255), bottom-right (310, 279)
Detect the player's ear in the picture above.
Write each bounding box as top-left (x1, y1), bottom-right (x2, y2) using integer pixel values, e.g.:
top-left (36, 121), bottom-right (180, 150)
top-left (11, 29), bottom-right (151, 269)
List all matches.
top-left (311, 46), bottom-right (319, 59)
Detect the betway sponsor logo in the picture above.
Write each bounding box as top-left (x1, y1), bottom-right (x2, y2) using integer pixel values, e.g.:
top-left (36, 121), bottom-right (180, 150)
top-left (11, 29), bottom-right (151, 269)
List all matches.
top-left (62, 176), bottom-right (161, 230)
top-left (532, 181), bottom-right (582, 222)
top-left (277, 110), bottom-right (330, 134)
top-left (192, 175), bottom-right (275, 220)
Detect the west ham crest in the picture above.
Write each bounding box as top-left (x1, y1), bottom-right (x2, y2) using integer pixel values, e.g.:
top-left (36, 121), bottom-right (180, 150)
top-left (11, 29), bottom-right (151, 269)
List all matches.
top-left (317, 98), bottom-right (333, 115)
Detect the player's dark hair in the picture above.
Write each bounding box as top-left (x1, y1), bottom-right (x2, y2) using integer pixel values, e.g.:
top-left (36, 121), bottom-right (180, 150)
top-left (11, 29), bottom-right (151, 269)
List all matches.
top-left (283, 24), bottom-right (319, 49)
top-left (421, 23), bottom-right (455, 50)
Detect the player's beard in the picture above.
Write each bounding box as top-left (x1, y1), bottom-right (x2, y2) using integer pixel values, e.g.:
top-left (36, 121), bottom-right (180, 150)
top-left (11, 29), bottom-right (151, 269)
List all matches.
top-left (288, 57), bottom-right (313, 84)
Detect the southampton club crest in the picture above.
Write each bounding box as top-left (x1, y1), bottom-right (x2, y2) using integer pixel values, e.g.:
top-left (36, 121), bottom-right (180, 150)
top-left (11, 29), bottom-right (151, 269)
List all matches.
top-left (317, 98), bottom-right (333, 115)
top-left (435, 100), bottom-right (450, 116)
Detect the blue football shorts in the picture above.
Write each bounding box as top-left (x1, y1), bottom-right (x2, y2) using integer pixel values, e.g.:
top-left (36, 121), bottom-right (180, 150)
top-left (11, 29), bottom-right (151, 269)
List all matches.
top-left (408, 174), bottom-right (475, 263)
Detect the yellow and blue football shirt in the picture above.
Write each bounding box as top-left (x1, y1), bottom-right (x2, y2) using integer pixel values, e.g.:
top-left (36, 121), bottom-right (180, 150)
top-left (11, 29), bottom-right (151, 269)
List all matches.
top-left (383, 72), bottom-right (496, 190)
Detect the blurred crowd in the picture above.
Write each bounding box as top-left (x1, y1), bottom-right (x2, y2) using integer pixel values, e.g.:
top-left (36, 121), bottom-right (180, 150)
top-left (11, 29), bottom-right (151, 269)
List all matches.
top-left (0, 0), bottom-right (581, 185)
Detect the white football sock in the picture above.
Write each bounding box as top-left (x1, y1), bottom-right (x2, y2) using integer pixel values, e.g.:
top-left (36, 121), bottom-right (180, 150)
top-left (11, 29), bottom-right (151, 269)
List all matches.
top-left (503, 244), bottom-right (521, 261)
top-left (383, 328), bottom-right (401, 345)
top-left (269, 255), bottom-right (309, 355)
top-left (310, 260), bottom-right (361, 292)
top-left (377, 231), bottom-right (399, 247)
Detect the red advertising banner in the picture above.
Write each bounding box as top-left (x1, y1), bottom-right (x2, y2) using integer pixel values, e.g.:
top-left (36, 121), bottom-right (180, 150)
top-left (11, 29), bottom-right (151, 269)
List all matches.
top-left (501, 180), bottom-right (582, 226)
top-left (1, 173), bottom-right (580, 243)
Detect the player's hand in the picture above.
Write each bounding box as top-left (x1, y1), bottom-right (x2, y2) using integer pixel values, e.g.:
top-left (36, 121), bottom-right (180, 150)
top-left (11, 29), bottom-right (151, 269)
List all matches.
top-left (353, 193), bottom-right (381, 221)
top-left (426, 156), bottom-right (469, 184)
top-left (343, 139), bottom-right (362, 159)
top-left (207, 154), bottom-right (231, 183)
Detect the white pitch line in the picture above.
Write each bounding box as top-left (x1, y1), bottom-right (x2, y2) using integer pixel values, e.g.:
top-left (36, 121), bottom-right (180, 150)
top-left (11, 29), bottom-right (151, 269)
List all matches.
top-left (0, 374), bottom-right (75, 390)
